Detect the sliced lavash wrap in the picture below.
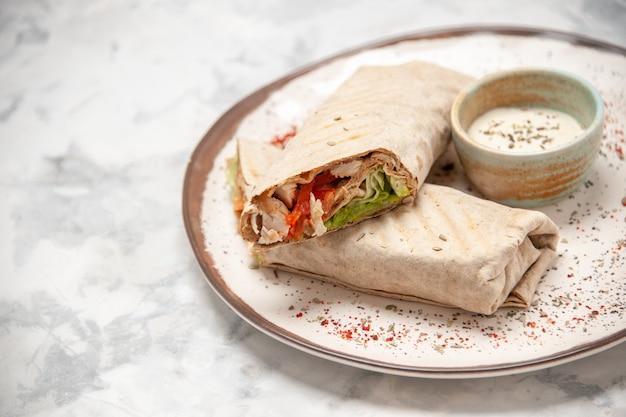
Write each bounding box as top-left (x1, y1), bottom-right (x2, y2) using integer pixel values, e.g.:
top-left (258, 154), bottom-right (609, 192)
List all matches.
top-left (254, 184), bottom-right (559, 315)
top-left (239, 61), bottom-right (473, 246)
top-left (235, 140), bottom-right (560, 315)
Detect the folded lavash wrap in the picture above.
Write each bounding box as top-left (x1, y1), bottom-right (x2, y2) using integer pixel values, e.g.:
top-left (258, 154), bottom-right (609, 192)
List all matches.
top-left (234, 138), bottom-right (560, 315)
top-left (239, 61), bottom-right (473, 246)
top-left (254, 183), bottom-right (559, 315)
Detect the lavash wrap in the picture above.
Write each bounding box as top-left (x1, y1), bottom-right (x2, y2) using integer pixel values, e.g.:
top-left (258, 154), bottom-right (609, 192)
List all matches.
top-left (239, 61), bottom-right (473, 245)
top-left (235, 137), bottom-right (559, 315)
top-left (254, 183), bottom-right (559, 315)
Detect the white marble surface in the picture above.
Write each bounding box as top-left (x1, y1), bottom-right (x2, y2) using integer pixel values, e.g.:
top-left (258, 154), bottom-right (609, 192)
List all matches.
top-left (1, 1), bottom-right (625, 416)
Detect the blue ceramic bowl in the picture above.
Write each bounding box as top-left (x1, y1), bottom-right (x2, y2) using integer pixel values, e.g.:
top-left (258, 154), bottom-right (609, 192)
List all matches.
top-left (450, 68), bottom-right (604, 208)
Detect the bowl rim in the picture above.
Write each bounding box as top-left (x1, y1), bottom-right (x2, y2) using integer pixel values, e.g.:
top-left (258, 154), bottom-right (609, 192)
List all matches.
top-left (450, 67), bottom-right (605, 158)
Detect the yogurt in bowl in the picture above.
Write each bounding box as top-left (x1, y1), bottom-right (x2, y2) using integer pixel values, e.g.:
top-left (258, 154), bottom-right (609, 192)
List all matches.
top-left (450, 68), bottom-right (604, 208)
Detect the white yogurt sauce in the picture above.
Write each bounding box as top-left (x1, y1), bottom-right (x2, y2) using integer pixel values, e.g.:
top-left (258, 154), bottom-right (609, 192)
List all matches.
top-left (467, 107), bottom-right (584, 152)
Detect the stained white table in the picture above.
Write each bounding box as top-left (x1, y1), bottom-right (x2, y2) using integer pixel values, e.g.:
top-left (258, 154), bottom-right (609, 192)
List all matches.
top-left (1, 1), bottom-right (625, 416)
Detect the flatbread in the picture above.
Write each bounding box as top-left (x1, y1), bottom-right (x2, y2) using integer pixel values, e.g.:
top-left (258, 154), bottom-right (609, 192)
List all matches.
top-left (254, 183), bottom-right (559, 315)
top-left (239, 61), bottom-right (472, 245)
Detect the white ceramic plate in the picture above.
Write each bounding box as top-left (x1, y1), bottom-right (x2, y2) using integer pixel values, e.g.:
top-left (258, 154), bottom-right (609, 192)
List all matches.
top-left (183, 27), bottom-right (626, 378)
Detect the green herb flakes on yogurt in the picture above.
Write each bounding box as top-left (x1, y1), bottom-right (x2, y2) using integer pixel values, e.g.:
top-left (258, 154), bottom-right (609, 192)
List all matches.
top-left (468, 107), bottom-right (584, 152)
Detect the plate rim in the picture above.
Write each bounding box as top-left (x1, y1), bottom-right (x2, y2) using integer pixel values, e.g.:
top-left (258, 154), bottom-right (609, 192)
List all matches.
top-left (182, 25), bottom-right (626, 378)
